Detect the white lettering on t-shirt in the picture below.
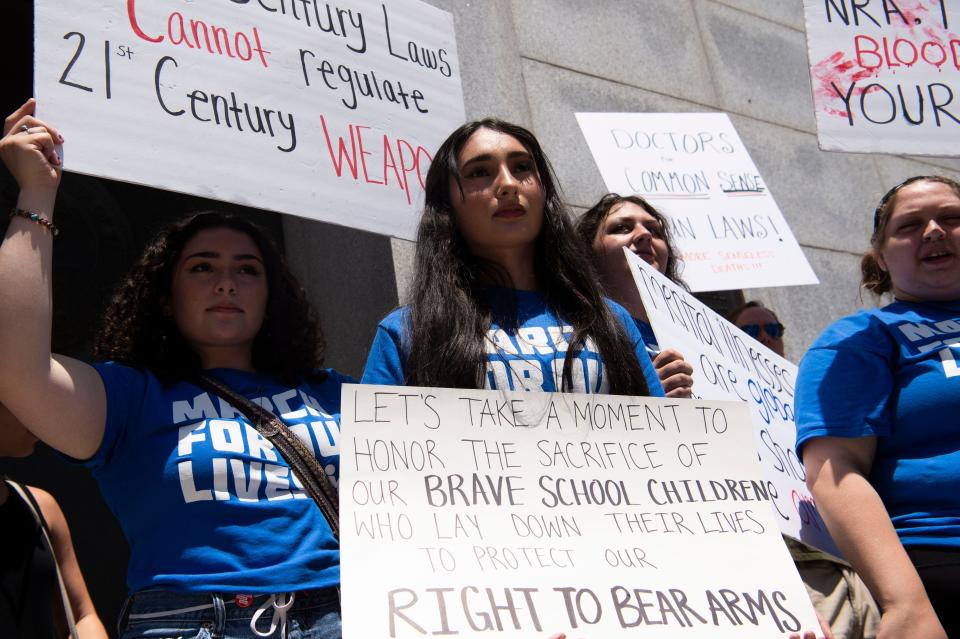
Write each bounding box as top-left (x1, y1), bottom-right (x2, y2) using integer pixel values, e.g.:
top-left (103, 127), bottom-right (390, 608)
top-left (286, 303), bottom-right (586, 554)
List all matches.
top-left (898, 322), bottom-right (939, 342)
top-left (178, 460), bottom-right (212, 503)
top-left (517, 327), bottom-right (553, 355)
top-left (209, 419), bottom-right (245, 453)
top-left (171, 389), bottom-right (336, 504)
top-left (310, 420), bottom-right (340, 458)
top-left (546, 326), bottom-right (572, 352)
top-left (262, 463), bottom-right (307, 501)
top-left (508, 359), bottom-right (544, 391)
top-left (940, 339), bottom-right (960, 378)
top-left (272, 388), bottom-right (298, 414)
top-left (173, 393), bottom-right (219, 423)
top-left (212, 458), bottom-right (230, 501)
top-left (178, 422), bottom-right (207, 455)
top-left (231, 459), bottom-right (263, 502)
top-left (486, 329), bottom-right (519, 355)
top-left (245, 424), bottom-right (279, 462)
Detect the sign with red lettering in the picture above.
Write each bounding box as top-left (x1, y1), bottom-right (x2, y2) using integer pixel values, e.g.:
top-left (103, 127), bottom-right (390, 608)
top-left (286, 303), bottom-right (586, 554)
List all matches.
top-left (34, 1), bottom-right (465, 238)
top-left (576, 112), bottom-right (817, 292)
top-left (626, 252), bottom-right (840, 556)
top-left (340, 384), bottom-right (820, 638)
top-left (803, 0), bottom-right (960, 155)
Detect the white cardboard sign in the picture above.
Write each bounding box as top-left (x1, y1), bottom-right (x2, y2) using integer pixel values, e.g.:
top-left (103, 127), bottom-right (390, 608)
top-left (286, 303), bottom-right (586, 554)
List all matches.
top-left (340, 383), bottom-right (819, 638)
top-left (576, 112), bottom-right (818, 292)
top-left (34, 1), bottom-right (466, 239)
top-left (626, 250), bottom-right (840, 556)
top-left (802, 0), bottom-right (960, 156)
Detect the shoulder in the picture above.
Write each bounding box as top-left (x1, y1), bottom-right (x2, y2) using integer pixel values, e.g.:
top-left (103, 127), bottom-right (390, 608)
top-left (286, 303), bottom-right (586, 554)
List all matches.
top-left (603, 297), bottom-right (631, 317)
top-left (92, 360), bottom-right (154, 389)
top-left (22, 485), bottom-right (67, 534)
top-left (377, 307), bottom-right (410, 332)
top-left (808, 307), bottom-right (895, 352)
top-left (602, 297), bottom-right (634, 326)
top-left (310, 368), bottom-right (357, 388)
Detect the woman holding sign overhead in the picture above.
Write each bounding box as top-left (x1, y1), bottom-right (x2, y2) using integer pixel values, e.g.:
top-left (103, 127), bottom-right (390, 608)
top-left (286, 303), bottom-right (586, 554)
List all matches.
top-left (797, 175), bottom-right (960, 638)
top-left (0, 100), bottom-right (348, 638)
top-left (575, 193), bottom-right (694, 398)
top-left (361, 119), bottom-right (663, 397)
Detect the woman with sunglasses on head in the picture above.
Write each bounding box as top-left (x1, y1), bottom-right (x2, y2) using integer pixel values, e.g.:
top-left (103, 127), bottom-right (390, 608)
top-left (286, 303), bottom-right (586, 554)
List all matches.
top-left (0, 100), bottom-right (347, 638)
top-left (575, 193), bottom-right (694, 398)
top-left (796, 176), bottom-right (960, 639)
top-left (728, 301), bottom-right (786, 358)
top-left (362, 120), bottom-right (663, 397)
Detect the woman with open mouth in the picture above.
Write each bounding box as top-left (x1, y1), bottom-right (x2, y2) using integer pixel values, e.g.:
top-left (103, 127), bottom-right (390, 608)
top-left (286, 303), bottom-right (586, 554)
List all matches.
top-left (796, 175), bottom-right (960, 639)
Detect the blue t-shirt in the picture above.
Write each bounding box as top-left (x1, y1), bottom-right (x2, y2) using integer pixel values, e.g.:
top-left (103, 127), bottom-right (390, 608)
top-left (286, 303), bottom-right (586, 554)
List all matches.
top-left (85, 363), bottom-right (351, 593)
top-left (362, 289), bottom-right (664, 396)
top-left (795, 300), bottom-right (960, 548)
top-left (634, 317), bottom-right (660, 357)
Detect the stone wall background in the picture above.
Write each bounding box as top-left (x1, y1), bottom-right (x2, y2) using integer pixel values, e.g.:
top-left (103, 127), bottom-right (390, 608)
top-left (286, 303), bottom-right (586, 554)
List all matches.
top-left (288, 0), bottom-right (960, 372)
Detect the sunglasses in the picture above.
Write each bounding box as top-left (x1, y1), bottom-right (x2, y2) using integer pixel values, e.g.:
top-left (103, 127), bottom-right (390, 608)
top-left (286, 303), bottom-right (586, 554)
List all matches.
top-left (740, 322), bottom-right (785, 339)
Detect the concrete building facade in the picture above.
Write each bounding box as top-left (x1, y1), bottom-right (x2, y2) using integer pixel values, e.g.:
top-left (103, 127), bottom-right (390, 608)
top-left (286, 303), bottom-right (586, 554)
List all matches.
top-left (288, 0), bottom-right (960, 374)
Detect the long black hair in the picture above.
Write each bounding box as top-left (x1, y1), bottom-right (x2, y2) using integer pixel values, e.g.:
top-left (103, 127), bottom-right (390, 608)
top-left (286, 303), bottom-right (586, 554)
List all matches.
top-left (94, 212), bottom-right (324, 385)
top-left (405, 118), bottom-right (650, 395)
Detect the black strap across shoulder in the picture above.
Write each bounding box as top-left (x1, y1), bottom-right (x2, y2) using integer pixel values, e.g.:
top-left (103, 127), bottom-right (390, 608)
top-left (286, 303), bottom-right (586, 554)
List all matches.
top-left (192, 374), bottom-right (340, 540)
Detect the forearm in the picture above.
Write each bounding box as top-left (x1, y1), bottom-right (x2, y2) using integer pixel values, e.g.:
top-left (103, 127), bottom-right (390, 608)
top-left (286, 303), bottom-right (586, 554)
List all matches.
top-left (810, 466), bottom-right (931, 612)
top-left (74, 611), bottom-right (109, 639)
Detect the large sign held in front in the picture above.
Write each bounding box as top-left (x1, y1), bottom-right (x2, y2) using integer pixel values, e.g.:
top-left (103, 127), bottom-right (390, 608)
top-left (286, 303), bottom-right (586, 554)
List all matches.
top-left (34, 1), bottom-right (466, 239)
top-left (340, 384), bottom-right (819, 638)
top-left (802, 0), bottom-right (960, 156)
top-left (576, 112), bottom-right (818, 292)
top-left (627, 251), bottom-right (839, 555)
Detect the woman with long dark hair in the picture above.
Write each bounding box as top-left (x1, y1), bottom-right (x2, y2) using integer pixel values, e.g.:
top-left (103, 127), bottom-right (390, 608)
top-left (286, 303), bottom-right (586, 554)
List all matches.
top-left (797, 175), bottom-right (960, 638)
top-left (576, 193), bottom-right (693, 398)
top-left (0, 100), bottom-right (346, 638)
top-left (362, 119), bottom-right (662, 396)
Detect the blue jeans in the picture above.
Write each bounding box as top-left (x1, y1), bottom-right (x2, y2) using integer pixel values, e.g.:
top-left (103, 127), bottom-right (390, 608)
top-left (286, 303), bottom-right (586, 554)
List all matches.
top-left (118, 588), bottom-right (341, 639)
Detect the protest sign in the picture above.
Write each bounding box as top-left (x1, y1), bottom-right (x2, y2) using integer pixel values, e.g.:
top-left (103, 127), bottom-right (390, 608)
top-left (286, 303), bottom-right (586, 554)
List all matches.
top-left (340, 383), bottom-right (820, 638)
top-left (575, 112), bottom-right (817, 292)
top-left (34, 1), bottom-right (466, 240)
top-left (626, 250), bottom-right (839, 555)
top-left (802, 0), bottom-right (960, 156)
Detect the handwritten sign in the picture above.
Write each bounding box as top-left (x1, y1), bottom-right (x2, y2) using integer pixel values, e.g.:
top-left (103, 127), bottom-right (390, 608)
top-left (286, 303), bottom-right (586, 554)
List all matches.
top-left (626, 251), bottom-right (839, 555)
top-left (803, 0), bottom-right (960, 156)
top-left (576, 112), bottom-right (817, 292)
top-left (340, 384), bottom-right (819, 638)
top-left (34, 1), bottom-right (466, 240)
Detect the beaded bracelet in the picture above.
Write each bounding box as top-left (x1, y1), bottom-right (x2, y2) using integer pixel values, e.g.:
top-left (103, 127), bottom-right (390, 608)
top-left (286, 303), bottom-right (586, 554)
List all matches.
top-left (9, 207), bottom-right (59, 237)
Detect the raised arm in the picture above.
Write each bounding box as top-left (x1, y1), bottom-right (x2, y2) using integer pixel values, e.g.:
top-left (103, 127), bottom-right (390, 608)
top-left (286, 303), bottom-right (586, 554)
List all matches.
top-left (803, 436), bottom-right (946, 639)
top-left (0, 100), bottom-right (107, 459)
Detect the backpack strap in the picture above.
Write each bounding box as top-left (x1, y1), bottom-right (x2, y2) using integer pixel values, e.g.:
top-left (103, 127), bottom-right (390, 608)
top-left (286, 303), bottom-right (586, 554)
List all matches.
top-left (5, 480), bottom-right (80, 638)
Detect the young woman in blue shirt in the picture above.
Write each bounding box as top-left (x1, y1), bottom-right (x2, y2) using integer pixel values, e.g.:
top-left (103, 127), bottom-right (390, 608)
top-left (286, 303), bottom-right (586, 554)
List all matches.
top-left (797, 176), bottom-right (960, 639)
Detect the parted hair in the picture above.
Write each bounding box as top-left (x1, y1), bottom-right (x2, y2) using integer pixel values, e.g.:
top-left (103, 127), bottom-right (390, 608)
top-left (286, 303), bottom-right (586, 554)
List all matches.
top-left (576, 192), bottom-right (687, 289)
top-left (94, 212), bottom-right (324, 385)
top-left (405, 118), bottom-right (650, 396)
top-left (862, 175), bottom-right (960, 295)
